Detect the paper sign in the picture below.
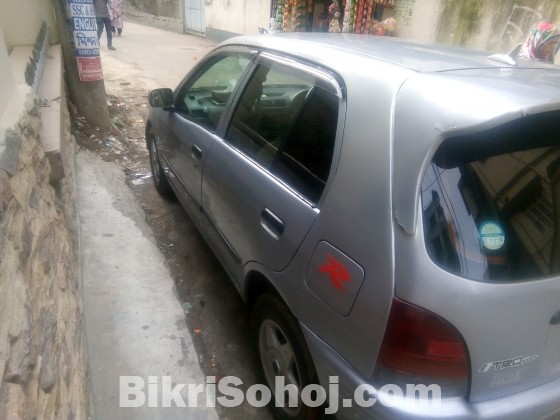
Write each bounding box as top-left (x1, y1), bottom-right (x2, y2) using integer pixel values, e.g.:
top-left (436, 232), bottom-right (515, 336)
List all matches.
top-left (394, 0), bottom-right (416, 27)
top-left (68, 0), bottom-right (103, 81)
top-left (77, 57), bottom-right (103, 81)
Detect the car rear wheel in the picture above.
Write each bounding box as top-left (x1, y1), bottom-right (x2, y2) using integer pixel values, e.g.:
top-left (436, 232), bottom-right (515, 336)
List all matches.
top-left (147, 128), bottom-right (174, 198)
top-left (252, 294), bottom-right (321, 420)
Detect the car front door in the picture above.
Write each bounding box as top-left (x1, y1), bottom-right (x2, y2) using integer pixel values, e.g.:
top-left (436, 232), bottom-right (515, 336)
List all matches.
top-left (201, 53), bottom-right (343, 285)
top-left (157, 48), bottom-right (252, 219)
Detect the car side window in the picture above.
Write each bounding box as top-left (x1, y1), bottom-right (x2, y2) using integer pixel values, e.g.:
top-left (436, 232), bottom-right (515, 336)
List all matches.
top-left (175, 54), bottom-right (250, 132)
top-left (225, 60), bottom-right (339, 204)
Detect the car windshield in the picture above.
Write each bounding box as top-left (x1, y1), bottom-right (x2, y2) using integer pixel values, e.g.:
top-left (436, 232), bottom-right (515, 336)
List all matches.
top-left (421, 111), bottom-right (560, 282)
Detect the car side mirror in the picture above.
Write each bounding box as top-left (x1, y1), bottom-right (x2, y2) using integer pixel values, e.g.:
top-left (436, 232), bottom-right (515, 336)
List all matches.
top-left (148, 88), bottom-right (174, 110)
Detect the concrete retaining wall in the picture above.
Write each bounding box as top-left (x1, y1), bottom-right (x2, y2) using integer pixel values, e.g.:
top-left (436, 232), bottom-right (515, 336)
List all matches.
top-left (122, 0), bottom-right (271, 39)
top-left (436, 0), bottom-right (560, 52)
top-left (0, 48), bottom-right (92, 419)
top-left (396, 0), bottom-right (560, 59)
top-left (205, 0), bottom-right (271, 37)
top-left (124, 0), bottom-right (184, 33)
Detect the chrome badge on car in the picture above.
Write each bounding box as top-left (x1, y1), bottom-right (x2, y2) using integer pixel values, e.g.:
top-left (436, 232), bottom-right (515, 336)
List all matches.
top-left (479, 355), bottom-right (539, 373)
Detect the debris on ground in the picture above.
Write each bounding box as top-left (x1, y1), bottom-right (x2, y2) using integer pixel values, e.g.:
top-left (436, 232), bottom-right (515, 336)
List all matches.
top-left (72, 93), bottom-right (150, 177)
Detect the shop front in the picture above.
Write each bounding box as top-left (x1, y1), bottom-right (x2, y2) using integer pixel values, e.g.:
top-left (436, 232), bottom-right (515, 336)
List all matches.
top-left (270, 0), bottom-right (397, 35)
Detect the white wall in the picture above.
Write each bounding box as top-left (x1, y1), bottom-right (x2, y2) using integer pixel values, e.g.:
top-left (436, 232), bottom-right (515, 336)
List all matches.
top-left (468, 1), bottom-right (558, 53)
top-left (0, 28), bottom-right (16, 117)
top-left (0, 0), bottom-right (60, 117)
top-left (390, 0), bottom-right (560, 57)
top-left (205, 0), bottom-right (271, 36)
top-left (390, 0), bottom-right (442, 42)
top-left (385, 0), bottom-right (560, 65)
top-left (0, 0), bottom-right (59, 50)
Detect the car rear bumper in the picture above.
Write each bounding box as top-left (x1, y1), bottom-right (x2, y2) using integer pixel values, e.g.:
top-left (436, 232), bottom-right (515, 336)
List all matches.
top-left (301, 324), bottom-right (560, 419)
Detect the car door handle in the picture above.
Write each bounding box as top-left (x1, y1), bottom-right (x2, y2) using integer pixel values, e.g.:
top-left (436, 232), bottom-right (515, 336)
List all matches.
top-left (191, 145), bottom-right (202, 160)
top-left (260, 208), bottom-right (284, 239)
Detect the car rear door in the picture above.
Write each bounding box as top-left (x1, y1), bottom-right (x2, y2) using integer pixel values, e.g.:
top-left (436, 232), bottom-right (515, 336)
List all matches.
top-left (200, 53), bottom-right (343, 284)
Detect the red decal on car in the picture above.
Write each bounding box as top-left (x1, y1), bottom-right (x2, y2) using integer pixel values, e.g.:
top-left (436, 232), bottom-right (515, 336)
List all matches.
top-left (319, 255), bottom-right (350, 290)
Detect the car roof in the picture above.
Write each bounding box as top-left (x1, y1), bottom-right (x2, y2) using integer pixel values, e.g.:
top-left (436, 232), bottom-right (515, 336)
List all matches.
top-left (220, 32), bottom-right (560, 73)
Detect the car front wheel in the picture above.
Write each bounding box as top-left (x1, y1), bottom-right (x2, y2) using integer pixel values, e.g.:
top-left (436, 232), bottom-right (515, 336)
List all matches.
top-left (147, 128), bottom-right (174, 198)
top-left (252, 294), bottom-right (321, 420)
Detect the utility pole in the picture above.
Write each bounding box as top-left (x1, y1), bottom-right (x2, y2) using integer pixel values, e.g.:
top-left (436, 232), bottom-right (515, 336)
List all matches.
top-left (52, 0), bottom-right (110, 129)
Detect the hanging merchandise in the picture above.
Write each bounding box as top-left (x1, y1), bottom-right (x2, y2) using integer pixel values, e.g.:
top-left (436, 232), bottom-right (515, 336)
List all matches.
top-left (374, 0), bottom-right (394, 6)
top-left (354, 0), bottom-right (364, 34)
top-left (362, 0), bottom-right (374, 34)
top-left (342, 0), bottom-right (352, 32)
top-left (329, 1), bottom-right (341, 33)
top-left (295, 2), bottom-right (302, 31)
top-left (329, 13), bottom-right (341, 32)
top-left (369, 19), bottom-right (385, 35)
top-left (295, 0), bottom-right (306, 31)
top-left (353, 0), bottom-right (377, 34)
top-left (284, 0), bottom-right (291, 31)
top-left (369, 16), bottom-right (398, 35)
top-left (272, 0), bottom-right (396, 35)
top-left (338, 0), bottom-right (396, 34)
top-left (282, 0), bottom-right (310, 32)
top-left (349, 0), bottom-right (357, 32)
top-left (289, 0), bottom-right (295, 32)
top-left (383, 16), bottom-right (397, 34)
top-left (274, 0), bottom-right (285, 32)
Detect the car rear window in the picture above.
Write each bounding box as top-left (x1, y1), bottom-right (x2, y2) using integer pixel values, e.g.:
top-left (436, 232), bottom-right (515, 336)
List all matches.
top-left (421, 111), bottom-right (560, 282)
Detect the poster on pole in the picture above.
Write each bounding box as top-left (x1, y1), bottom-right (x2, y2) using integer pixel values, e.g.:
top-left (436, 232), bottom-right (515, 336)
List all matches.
top-left (67, 0), bottom-right (103, 81)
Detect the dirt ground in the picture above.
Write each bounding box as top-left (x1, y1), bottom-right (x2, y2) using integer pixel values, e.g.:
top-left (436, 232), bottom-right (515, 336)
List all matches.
top-left (72, 77), bottom-right (271, 419)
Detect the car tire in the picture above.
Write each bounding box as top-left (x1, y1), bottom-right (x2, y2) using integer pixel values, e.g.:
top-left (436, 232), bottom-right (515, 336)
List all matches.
top-left (147, 128), bottom-right (174, 198)
top-left (252, 294), bottom-right (321, 420)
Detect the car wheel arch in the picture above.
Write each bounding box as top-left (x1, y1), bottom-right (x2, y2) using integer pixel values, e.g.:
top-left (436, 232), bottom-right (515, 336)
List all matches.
top-left (244, 270), bottom-right (285, 309)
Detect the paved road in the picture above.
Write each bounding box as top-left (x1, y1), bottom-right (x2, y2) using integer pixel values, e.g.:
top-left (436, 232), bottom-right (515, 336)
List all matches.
top-left (79, 151), bottom-right (218, 420)
top-left (99, 20), bottom-right (216, 88)
top-left (80, 21), bottom-right (272, 420)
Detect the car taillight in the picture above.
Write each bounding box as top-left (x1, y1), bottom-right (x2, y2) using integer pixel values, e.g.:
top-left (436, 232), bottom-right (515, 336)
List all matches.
top-left (374, 298), bottom-right (469, 397)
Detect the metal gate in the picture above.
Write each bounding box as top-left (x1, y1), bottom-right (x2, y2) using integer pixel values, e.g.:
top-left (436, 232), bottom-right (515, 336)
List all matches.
top-left (184, 0), bottom-right (206, 35)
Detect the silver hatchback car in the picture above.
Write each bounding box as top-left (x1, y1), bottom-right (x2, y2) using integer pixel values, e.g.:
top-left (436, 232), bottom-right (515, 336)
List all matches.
top-left (146, 33), bottom-right (560, 419)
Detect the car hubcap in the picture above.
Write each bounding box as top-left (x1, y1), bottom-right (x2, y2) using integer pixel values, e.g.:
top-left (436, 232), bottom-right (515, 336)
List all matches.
top-left (259, 319), bottom-right (302, 416)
